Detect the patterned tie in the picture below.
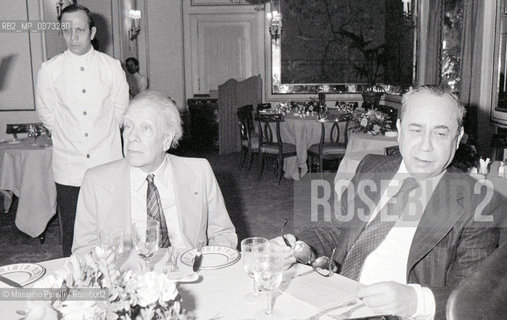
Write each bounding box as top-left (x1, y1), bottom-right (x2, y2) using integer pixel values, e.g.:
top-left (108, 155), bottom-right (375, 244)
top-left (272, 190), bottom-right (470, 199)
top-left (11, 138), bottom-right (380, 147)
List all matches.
top-left (146, 174), bottom-right (170, 248)
top-left (340, 177), bottom-right (419, 281)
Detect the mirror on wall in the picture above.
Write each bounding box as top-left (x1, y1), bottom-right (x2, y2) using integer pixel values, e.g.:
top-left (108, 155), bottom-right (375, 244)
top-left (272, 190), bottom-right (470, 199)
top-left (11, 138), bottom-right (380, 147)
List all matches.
top-left (270, 0), bottom-right (417, 94)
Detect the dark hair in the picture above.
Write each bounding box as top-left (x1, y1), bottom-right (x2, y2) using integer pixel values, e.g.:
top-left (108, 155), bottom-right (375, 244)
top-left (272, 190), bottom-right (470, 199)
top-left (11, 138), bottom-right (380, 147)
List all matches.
top-left (126, 57), bottom-right (139, 66)
top-left (60, 4), bottom-right (95, 30)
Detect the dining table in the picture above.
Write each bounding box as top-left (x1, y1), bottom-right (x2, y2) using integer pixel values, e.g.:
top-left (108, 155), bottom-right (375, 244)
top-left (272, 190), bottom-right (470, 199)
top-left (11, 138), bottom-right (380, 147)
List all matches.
top-left (334, 132), bottom-right (399, 185)
top-left (0, 249), bottom-right (378, 320)
top-left (278, 113), bottom-right (348, 180)
top-left (0, 135), bottom-right (56, 238)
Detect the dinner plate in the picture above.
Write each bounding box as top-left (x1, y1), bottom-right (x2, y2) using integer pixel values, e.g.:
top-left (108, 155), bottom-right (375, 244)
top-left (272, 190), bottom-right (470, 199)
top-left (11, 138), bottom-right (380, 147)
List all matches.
top-left (180, 246), bottom-right (240, 270)
top-left (0, 263), bottom-right (46, 287)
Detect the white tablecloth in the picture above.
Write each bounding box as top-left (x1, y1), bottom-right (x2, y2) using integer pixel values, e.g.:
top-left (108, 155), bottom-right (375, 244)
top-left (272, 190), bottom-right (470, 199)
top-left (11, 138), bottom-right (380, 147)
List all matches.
top-left (0, 251), bottom-right (377, 320)
top-left (335, 132), bottom-right (398, 184)
top-left (278, 114), bottom-right (347, 180)
top-left (0, 136), bottom-right (56, 237)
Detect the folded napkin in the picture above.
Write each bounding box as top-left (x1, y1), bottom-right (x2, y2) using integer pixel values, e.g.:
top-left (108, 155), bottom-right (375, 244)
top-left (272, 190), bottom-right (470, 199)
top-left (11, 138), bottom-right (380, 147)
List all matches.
top-left (479, 157), bottom-right (491, 175)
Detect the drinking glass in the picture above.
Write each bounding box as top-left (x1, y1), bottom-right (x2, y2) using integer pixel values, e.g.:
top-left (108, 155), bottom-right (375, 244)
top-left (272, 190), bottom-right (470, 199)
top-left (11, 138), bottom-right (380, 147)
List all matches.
top-left (99, 228), bottom-right (124, 262)
top-left (27, 124), bottom-right (38, 145)
top-left (241, 237), bottom-right (268, 301)
top-left (254, 242), bottom-right (285, 317)
top-left (132, 220), bottom-right (159, 271)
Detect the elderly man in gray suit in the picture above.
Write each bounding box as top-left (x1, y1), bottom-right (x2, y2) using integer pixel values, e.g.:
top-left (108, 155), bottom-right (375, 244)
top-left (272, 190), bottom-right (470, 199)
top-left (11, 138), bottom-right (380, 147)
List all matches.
top-left (72, 91), bottom-right (237, 256)
top-left (281, 86), bottom-right (506, 320)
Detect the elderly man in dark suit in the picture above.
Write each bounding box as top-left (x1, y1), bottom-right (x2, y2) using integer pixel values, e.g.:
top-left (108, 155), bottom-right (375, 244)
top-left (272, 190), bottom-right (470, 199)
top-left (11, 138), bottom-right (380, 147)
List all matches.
top-left (281, 86), bottom-right (506, 320)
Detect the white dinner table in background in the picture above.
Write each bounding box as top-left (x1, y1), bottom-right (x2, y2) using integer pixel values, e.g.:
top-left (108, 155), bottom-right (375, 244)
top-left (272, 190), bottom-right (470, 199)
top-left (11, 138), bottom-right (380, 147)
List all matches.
top-left (0, 136), bottom-right (56, 237)
top-left (335, 132), bottom-right (399, 185)
top-left (278, 114), bottom-right (348, 180)
top-left (0, 251), bottom-right (377, 320)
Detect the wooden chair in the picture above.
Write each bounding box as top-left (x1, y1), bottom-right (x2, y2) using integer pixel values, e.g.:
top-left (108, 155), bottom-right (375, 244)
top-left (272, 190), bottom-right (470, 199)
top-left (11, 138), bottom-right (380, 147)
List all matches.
top-left (256, 103), bottom-right (271, 113)
top-left (384, 145), bottom-right (400, 155)
top-left (255, 113), bottom-right (297, 184)
top-left (237, 105), bottom-right (258, 173)
top-left (307, 118), bottom-right (349, 173)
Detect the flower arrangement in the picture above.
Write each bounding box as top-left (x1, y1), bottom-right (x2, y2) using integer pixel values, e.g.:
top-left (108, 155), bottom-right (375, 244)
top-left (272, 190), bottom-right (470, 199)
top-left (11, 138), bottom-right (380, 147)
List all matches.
top-left (349, 107), bottom-right (392, 135)
top-left (21, 247), bottom-right (187, 320)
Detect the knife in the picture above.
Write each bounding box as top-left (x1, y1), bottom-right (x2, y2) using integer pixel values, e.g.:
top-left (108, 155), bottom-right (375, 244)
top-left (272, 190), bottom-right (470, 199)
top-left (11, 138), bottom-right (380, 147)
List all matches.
top-left (192, 240), bottom-right (205, 272)
top-left (0, 275), bottom-right (22, 288)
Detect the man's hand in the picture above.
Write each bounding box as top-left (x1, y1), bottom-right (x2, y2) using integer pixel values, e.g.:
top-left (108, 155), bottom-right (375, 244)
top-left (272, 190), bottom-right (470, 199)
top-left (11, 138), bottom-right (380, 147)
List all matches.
top-left (270, 235), bottom-right (297, 270)
top-left (356, 282), bottom-right (418, 318)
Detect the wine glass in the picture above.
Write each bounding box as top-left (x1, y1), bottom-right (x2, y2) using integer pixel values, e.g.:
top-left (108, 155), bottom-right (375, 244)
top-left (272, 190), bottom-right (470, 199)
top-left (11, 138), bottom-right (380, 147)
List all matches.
top-left (131, 220), bottom-right (159, 271)
top-left (241, 237), bottom-right (268, 301)
top-left (254, 242), bottom-right (285, 318)
top-left (99, 228), bottom-right (124, 262)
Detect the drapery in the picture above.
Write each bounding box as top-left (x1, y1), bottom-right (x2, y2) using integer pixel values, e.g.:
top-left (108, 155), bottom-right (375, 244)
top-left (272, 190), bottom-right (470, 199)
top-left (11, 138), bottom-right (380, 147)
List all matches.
top-left (421, 0), bottom-right (444, 85)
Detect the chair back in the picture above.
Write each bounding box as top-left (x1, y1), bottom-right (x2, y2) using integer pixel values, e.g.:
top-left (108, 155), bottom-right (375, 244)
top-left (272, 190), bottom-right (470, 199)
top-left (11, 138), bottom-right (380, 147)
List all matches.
top-left (255, 113), bottom-right (284, 151)
top-left (446, 243), bottom-right (507, 320)
top-left (237, 105), bottom-right (255, 146)
top-left (318, 118), bottom-right (349, 147)
top-left (256, 103), bottom-right (271, 113)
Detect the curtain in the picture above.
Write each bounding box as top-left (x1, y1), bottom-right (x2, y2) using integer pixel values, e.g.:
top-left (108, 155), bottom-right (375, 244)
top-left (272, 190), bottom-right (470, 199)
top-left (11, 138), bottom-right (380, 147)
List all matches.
top-left (422, 0), bottom-right (444, 85)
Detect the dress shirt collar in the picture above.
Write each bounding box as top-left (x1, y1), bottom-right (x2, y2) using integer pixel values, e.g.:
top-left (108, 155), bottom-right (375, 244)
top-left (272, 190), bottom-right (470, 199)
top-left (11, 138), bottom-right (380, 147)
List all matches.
top-left (64, 46), bottom-right (95, 64)
top-left (394, 160), bottom-right (445, 192)
top-left (130, 155), bottom-right (170, 192)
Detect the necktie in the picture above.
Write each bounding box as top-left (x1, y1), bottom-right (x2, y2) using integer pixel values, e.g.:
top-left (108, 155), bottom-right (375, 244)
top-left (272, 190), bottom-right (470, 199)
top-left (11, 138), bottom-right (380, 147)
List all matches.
top-left (146, 174), bottom-right (170, 248)
top-left (340, 177), bottom-right (419, 281)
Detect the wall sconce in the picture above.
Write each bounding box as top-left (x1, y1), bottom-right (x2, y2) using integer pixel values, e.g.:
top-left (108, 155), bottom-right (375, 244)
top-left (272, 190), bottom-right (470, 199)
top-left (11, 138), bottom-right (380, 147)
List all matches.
top-left (267, 0), bottom-right (282, 42)
top-left (128, 9), bottom-right (141, 41)
top-left (402, 0), bottom-right (412, 21)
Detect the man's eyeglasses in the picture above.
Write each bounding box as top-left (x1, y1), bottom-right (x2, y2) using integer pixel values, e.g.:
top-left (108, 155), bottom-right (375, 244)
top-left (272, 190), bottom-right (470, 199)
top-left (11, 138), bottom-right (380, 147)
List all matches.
top-left (283, 235), bottom-right (337, 277)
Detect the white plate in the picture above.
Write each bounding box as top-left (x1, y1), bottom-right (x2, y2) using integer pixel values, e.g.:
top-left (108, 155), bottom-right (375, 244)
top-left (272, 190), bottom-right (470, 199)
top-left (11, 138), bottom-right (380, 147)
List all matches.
top-left (180, 246), bottom-right (240, 270)
top-left (0, 263), bottom-right (46, 287)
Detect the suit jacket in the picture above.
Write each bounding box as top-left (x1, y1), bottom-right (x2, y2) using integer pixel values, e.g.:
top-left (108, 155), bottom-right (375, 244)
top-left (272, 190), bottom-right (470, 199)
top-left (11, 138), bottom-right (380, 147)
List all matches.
top-left (72, 154), bottom-right (237, 255)
top-left (299, 154), bottom-right (506, 320)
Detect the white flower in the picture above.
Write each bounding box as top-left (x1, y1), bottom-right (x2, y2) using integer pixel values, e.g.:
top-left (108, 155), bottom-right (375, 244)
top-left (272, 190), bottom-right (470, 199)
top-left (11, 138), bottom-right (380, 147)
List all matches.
top-left (360, 117), bottom-right (368, 127)
top-left (59, 301), bottom-right (98, 320)
top-left (134, 272), bottom-right (178, 307)
top-left (23, 301), bottom-right (58, 320)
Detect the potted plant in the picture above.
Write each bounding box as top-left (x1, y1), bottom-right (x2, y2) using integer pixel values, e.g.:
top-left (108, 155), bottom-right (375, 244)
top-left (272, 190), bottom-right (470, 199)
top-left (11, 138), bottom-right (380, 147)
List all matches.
top-left (339, 27), bottom-right (389, 107)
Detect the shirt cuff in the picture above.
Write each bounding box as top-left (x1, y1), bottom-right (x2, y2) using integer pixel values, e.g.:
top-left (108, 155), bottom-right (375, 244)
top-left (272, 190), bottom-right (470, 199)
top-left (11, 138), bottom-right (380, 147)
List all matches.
top-left (407, 284), bottom-right (436, 320)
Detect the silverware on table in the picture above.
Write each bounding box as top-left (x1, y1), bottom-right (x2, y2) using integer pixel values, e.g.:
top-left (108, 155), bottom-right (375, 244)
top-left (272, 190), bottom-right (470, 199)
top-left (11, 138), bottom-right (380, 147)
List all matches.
top-left (0, 274), bottom-right (22, 288)
top-left (192, 240), bottom-right (205, 272)
top-left (304, 298), bottom-right (359, 320)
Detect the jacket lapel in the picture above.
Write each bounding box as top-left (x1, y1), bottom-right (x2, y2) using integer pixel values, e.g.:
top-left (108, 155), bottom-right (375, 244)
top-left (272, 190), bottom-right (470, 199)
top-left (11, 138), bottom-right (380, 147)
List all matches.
top-left (406, 170), bottom-right (466, 274)
top-left (167, 155), bottom-right (201, 248)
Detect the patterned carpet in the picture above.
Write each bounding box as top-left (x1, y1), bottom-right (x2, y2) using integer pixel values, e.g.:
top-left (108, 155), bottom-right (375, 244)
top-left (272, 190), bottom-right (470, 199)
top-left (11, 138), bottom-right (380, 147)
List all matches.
top-left (0, 150), bottom-right (321, 266)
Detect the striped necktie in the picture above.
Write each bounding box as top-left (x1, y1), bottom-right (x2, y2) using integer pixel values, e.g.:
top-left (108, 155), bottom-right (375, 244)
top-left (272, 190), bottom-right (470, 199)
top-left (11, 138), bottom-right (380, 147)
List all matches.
top-left (146, 174), bottom-right (170, 248)
top-left (340, 177), bottom-right (419, 281)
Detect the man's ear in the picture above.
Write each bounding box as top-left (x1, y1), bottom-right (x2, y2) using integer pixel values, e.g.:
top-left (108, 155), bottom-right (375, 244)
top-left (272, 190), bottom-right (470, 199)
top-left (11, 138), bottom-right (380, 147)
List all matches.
top-left (90, 26), bottom-right (97, 40)
top-left (396, 119), bottom-right (402, 143)
top-left (163, 132), bottom-right (174, 151)
top-left (456, 126), bottom-right (465, 149)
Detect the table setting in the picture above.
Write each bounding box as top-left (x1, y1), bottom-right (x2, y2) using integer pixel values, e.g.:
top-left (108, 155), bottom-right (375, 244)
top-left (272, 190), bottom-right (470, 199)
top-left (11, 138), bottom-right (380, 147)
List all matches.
top-left (0, 134), bottom-right (56, 238)
top-left (0, 226), bottom-right (385, 320)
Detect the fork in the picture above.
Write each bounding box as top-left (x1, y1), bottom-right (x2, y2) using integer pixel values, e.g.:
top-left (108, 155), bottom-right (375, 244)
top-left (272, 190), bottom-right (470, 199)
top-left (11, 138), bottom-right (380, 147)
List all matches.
top-left (326, 304), bottom-right (365, 320)
top-left (303, 299), bottom-right (359, 320)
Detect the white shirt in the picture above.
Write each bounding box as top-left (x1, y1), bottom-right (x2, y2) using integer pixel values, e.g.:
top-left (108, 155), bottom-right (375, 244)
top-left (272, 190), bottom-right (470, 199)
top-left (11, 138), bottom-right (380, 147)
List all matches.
top-left (36, 47), bottom-right (129, 186)
top-left (359, 161), bottom-right (444, 320)
top-left (129, 156), bottom-right (184, 249)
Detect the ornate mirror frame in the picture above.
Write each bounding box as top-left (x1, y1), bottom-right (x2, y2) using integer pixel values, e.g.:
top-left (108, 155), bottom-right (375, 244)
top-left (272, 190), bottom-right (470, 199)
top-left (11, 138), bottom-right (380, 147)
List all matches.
top-left (265, 0), bottom-right (419, 102)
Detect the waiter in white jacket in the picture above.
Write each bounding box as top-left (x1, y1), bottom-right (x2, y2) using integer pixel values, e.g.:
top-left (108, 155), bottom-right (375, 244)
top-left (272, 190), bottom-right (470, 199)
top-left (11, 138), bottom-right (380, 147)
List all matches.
top-left (36, 4), bottom-right (129, 256)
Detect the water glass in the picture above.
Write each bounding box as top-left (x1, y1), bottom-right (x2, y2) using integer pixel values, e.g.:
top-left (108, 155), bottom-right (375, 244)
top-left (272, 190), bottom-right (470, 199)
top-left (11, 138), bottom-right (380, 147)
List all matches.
top-left (99, 228), bottom-right (124, 261)
top-left (132, 220), bottom-right (159, 271)
top-left (254, 242), bottom-right (285, 317)
top-left (241, 237), bottom-right (268, 300)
